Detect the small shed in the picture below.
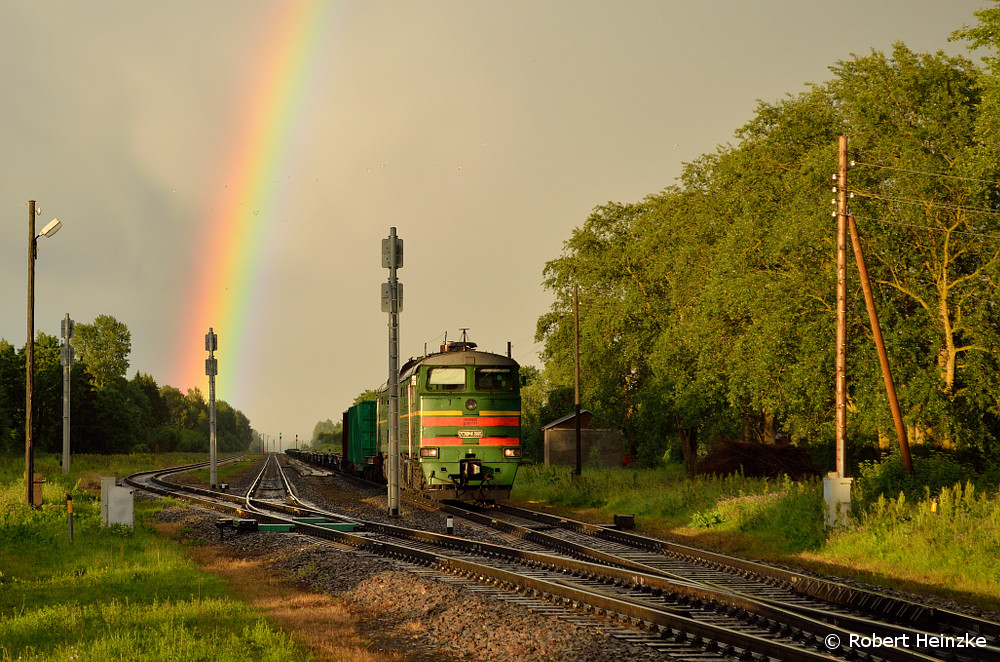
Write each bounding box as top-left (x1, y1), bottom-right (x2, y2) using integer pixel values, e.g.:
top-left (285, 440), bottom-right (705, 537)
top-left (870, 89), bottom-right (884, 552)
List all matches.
top-left (544, 410), bottom-right (594, 432)
top-left (542, 411), bottom-right (624, 467)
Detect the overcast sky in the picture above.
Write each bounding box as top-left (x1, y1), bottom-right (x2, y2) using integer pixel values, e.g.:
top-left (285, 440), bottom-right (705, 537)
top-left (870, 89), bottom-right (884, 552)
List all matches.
top-left (0, 1), bottom-right (989, 448)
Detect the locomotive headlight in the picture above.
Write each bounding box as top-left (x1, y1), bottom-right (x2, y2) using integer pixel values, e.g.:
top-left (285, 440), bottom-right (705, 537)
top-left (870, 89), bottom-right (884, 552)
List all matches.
top-left (503, 448), bottom-right (521, 458)
top-left (420, 447), bottom-right (439, 458)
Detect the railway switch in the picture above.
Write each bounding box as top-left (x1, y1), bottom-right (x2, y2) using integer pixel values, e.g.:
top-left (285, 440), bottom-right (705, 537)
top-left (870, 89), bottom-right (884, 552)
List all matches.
top-left (215, 518), bottom-right (258, 540)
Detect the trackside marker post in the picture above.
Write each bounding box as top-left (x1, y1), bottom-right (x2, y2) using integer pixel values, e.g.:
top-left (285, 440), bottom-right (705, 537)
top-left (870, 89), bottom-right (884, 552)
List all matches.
top-left (67, 494), bottom-right (74, 541)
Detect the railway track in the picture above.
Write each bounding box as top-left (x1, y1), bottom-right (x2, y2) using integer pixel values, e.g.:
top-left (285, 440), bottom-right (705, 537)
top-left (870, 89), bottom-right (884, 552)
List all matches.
top-left (437, 500), bottom-right (1000, 661)
top-left (128, 455), bottom-right (1000, 662)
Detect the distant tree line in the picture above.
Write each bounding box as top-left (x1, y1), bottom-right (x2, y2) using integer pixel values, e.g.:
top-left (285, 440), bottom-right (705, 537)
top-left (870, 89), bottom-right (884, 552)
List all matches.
top-left (530, 13), bottom-right (1000, 473)
top-left (307, 390), bottom-right (379, 448)
top-left (310, 418), bottom-right (342, 448)
top-left (0, 314), bottom-right (253, 456)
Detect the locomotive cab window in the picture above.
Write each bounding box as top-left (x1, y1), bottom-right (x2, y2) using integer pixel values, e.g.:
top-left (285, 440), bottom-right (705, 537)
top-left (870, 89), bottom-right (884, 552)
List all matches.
top-left (474, 367), bottom-right (515, 391)
top-left (425, 367), bottom-right (466, 391)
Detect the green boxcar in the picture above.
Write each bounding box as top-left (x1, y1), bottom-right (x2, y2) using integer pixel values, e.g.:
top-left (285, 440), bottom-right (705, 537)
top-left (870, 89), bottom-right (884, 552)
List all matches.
top-left (378, 339), bottom-right (521, 502)
top-left (344, 399), bottom-right (380, 480)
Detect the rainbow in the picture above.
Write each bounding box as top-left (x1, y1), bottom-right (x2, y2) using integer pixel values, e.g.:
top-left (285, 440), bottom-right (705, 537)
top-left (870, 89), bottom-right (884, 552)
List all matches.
top-left (169, 0), bottom-right (339, 402)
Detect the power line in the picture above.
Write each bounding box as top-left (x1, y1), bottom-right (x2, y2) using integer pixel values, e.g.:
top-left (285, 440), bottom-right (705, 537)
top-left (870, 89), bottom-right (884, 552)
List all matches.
top-left (851, 213), bottom-right (1000, 241)
top-left (850, 189), bottom-right (1000, 217)
top-left (852, 161), bottom-right (1000, 187)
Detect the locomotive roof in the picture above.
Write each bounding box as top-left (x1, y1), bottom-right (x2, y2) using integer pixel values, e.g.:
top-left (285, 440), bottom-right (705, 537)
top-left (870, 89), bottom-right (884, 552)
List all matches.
top-left (399, 349), bottom-right (518, 381)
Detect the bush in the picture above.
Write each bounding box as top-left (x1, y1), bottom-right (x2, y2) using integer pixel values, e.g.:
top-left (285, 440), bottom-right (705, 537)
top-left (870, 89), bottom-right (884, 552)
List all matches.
top-left (854, 450), bottom-right (968, 511)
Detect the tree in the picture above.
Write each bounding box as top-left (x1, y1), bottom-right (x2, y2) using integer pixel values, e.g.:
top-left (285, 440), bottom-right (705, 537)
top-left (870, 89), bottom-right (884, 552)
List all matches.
top-left (538, 200), bottom-right (669, 462)
top-left (537, 36), bottom-right (1000, 471)
top-left (132, 372), bottom-right (170, 428)
top-left (71, 315), bottom-right (131, 387)
top-left (829, 45), bottom-right (999, 452)
top-left (310, 419), bottom-right (339, 445)
top-left (0, 319), bottom-right (255, 456)
top-left (0, 340), bottom-right (22, 454)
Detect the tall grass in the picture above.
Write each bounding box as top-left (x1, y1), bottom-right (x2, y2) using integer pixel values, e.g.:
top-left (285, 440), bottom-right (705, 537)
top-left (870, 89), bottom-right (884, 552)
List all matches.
top-left (512, 464), bottom-right (827, 553)
top-left (820, 481), bottom-right (1000, 605)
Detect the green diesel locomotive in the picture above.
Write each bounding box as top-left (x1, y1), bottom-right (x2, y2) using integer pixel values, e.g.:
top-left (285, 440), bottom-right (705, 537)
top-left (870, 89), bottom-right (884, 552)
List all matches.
top-left (339, 337), bottom-right (521, 502)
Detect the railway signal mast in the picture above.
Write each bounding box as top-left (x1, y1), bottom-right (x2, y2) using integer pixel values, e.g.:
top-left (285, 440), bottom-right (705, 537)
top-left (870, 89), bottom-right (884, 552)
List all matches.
top-left (382, 227), bottom-right (403, 517)
top-left (61, 314), bottom-right (74, 474)
top-left (206, 328), bottom-right (218, 488)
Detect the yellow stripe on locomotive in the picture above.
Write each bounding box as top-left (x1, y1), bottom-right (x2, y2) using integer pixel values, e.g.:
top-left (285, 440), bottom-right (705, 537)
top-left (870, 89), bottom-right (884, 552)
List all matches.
top-left (377, 338), bottom-right (522, 502)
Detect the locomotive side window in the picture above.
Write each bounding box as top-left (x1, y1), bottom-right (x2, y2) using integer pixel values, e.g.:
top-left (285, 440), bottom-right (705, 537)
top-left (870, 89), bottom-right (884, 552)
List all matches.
top-left (474, 367), bottom-right (515, 391)
top-left (426, 367), bottom-right (466, 391)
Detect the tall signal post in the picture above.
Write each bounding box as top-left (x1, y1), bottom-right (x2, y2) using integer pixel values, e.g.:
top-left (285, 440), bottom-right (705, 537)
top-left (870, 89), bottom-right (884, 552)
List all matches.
top-left (382, 227), bottom-right (403, 517)
top-left (206, 328), bottom-right (218, 488)
top-left (61, 314), bottom-right (74, 474)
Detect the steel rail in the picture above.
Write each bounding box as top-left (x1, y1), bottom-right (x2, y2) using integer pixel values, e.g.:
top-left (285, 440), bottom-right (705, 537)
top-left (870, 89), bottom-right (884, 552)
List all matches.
top-left (131, 459), bottom-right (986, 661)
top-left (490, 502), bottom-right (1000, 645)
top-left (285, 452), bottom-right (1000, 660)
top-left (424, 502), bottom-right (995, 662)
top-left (267, 459), bottom-right (957, 661)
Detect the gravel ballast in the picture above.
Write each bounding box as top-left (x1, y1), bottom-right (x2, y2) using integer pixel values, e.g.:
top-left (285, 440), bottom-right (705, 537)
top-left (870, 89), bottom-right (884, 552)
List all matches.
top-left (150, 460), bottom-right (666, 661)
top-left (149, 457), bottom-right (1000, 660)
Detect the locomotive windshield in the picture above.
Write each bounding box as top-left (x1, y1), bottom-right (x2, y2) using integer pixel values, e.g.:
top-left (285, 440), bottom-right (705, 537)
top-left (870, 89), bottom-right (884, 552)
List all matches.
top-left (474, 367), bottom-right (515, 391)
top-left (426, 366), bottom-right (466, 391)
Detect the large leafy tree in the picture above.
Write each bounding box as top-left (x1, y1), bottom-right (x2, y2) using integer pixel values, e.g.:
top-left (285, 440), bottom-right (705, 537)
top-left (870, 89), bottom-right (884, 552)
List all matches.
top-left (538, 199), bottom-right (673, 462)
top-left (831, 44), bottom-right (1000, 452)
top-left (538, 35), bottom-right (1000, 469)
top-left (71, 314), bottom-right (131, 387)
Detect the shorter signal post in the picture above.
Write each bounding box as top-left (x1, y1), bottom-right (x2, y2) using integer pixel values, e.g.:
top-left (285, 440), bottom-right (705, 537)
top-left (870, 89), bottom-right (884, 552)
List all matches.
top-left (206, 329), bottom-right (218, 488)
top-left (382, 228), bottom-right (403, 517)
top-left (61, 314), bottom-right (74, 474)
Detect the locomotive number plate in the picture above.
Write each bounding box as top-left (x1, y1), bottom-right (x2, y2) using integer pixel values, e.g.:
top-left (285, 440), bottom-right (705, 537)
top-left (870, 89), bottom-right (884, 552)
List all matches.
top-left (457, 429), bottom-right (483, 438)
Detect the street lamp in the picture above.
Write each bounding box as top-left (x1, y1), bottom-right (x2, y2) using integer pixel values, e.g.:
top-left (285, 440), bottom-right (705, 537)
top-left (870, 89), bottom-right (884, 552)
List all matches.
top-left (26, 200), bottom-right (62, 506)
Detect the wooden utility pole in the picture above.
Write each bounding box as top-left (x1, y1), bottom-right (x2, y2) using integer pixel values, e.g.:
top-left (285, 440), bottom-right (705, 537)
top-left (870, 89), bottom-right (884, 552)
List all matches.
top-left (574, 284), bottom-right (582, 476)
top-left (848, 215), bottom-right (914, 473)
top-left (835, 135), bottom-right (848, 478)
top-left (26, 200), bottom-right (36, 506)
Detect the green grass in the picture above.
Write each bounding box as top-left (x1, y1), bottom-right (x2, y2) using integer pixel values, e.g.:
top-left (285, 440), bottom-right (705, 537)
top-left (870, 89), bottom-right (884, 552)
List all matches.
top-left (0, 456), bottom-right (312, 662)
top-left (818, 482), bottom-right (1000, 605)
top-left (181, 457), bottom-right (261, 487)
top-left (513, 465), bottom-right (827, 553)
top-left (0, 452), bottom-right (249, 496)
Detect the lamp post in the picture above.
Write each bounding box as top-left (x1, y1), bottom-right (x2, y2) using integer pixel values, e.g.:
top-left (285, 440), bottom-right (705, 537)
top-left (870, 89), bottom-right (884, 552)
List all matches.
top-left (26, 200), bottom-right (62, 506)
